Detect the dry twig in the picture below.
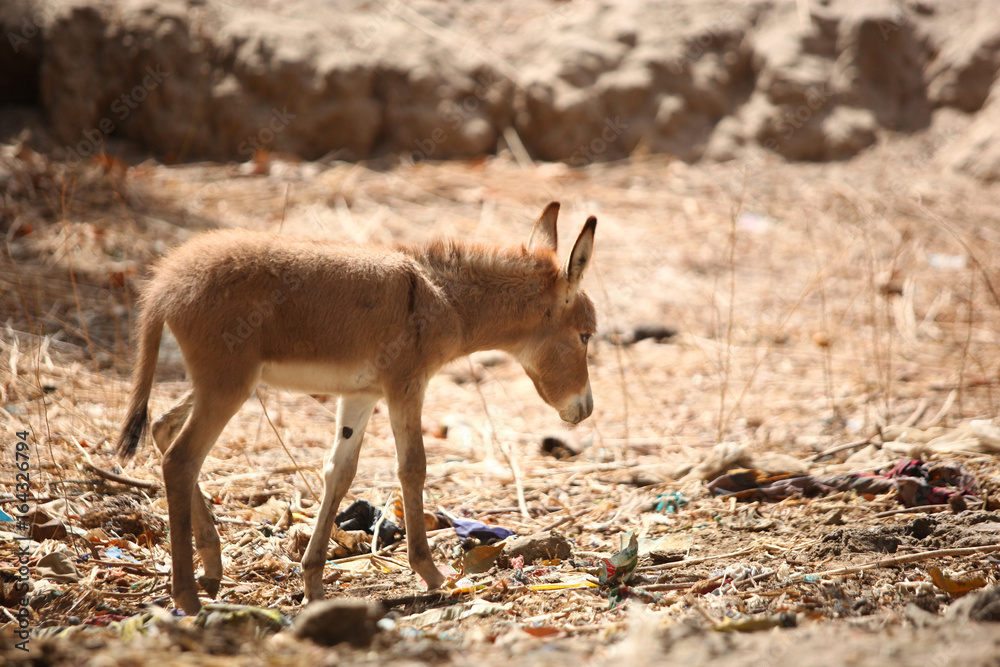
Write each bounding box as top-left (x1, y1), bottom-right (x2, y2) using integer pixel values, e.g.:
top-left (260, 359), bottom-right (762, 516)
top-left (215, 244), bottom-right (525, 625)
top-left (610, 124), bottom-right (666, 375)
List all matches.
top-left (791, 543), bottom-right (1000, 581)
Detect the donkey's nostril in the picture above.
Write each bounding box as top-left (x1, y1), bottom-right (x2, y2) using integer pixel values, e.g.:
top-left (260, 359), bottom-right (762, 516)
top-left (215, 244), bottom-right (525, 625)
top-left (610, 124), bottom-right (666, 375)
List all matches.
top-left (585, 394), bottom-right (594, 415)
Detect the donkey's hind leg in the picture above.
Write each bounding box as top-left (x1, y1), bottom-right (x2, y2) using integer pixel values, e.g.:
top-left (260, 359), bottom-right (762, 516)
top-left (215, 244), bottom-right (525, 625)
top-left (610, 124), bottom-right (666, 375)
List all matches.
top-left (153, 389), bottom-right (225, 599)
top-left (151, 390), bottom-right (194, 451)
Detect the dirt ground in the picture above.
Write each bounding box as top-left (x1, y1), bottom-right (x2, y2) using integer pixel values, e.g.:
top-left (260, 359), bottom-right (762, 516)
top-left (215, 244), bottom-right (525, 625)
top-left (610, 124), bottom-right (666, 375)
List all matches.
top-left (4, 111), bottom-right (1000, 664)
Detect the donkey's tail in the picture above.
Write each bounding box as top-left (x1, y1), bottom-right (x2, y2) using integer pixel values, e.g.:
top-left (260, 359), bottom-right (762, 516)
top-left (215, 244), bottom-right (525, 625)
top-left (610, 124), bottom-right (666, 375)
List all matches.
top-left (115, 300), bottom-right (165, 461)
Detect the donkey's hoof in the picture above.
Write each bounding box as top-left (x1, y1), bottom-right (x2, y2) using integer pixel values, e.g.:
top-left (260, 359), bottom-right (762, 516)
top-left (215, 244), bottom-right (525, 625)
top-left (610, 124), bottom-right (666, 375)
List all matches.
top-left (175, 591), bottom-right (203, 615)
top-left (303, 582), bottom-right (328, 606)
top-left (422, 571), bottom-right (447, 590)
top-left (198, 576), bottom-right (222, 598)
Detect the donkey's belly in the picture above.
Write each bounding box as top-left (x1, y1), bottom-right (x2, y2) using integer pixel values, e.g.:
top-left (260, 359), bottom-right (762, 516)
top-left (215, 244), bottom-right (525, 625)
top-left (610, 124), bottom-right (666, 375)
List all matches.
top-left (260, 361), bottom-right (382, 396)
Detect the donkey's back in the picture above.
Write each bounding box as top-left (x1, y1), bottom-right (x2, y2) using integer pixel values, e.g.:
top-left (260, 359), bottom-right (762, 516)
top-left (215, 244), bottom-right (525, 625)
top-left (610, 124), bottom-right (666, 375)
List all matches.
top-left (147, 230), bottom-right (452, 365)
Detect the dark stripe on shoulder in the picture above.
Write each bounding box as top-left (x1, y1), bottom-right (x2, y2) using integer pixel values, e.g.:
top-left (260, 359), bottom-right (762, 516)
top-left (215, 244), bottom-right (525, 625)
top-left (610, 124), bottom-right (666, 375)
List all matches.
top-left (407, 270), bottom-right (418, 315)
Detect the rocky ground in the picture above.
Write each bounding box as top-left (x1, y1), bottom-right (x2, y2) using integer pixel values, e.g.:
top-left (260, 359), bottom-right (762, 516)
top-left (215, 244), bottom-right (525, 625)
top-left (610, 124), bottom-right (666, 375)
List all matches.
top-left (4, 0), bottom-right (1000, 665)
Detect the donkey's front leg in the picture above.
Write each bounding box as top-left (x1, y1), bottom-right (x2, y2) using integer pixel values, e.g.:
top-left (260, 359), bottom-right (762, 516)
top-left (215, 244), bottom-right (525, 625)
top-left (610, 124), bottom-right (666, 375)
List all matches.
top-left (387, 389), bottom-right (446, 590)
top-left (301, 395), bottom-right (378, 603)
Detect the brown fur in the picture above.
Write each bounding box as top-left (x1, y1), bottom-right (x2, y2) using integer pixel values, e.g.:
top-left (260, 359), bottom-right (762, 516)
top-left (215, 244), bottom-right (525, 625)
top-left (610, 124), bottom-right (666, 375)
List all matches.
top-left (115, 202), bottom-right (597, 613)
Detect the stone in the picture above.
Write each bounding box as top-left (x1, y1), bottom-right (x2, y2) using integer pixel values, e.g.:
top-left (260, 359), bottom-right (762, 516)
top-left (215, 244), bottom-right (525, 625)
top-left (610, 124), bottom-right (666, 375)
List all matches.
top-left (292, 599), bottom-right (385, 647)
top-left (945, 585), bottom-right (1000, 623)
top-left (942, 97), bottom-right (1000, 183)
top-left (927, 10), bottom-right (1000, 112)
top-left (500, 530), bottom-right (572, 565)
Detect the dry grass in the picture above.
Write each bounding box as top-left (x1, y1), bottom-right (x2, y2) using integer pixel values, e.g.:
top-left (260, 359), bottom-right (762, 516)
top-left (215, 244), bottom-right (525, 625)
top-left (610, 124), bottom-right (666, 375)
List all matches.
top-left (3, 135), bottom-right (1000, 662)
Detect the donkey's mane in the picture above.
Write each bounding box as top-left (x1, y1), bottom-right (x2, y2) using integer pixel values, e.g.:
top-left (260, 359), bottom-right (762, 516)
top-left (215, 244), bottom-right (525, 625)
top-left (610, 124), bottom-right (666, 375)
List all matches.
top-left (402, 239), bottom-right (561, 291)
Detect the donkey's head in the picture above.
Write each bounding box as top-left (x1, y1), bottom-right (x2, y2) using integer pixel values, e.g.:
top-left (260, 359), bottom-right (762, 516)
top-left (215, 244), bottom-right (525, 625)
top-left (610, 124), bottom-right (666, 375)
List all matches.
top-left (515, 203), bottom-right (597, 425)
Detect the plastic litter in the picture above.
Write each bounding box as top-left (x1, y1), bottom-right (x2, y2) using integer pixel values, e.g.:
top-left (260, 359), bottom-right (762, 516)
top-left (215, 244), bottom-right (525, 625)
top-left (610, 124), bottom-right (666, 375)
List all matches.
top-left (335, 499), bottom-right (404, 547)
top-left (598, 533), bottom-right (639, 585)
top-left (197, 604), bottom-right (290, 636)
top-left (654, 491), bottom-right (686, 513)
top-left (450, 517), bottom-right (515, 543)
top-left (713, 611), bottom-right (797, 632)
top-left (605, 584), bottom-right (667, 608)
top-left (404, 599), bottom-right (510, 628)
top-left (928, 254), bottom-right (966, 269)
top-left (103, 545), bottom-right (139, 563)
top-left (707, 458), bottom-right (978, 508)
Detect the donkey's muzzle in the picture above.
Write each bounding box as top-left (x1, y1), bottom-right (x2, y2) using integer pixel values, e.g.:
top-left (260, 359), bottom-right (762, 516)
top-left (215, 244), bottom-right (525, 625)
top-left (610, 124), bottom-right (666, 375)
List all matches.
top-left (559, 387), bottom-right (593, 424)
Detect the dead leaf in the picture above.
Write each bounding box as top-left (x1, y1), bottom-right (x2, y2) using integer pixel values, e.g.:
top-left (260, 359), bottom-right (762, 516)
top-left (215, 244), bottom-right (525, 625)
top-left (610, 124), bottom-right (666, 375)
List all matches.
top-left (36, 551), bottom-right (82, 583)
top-left (137, 530), bottom-right (159, 548)
top-left (929, 567), bottom-right (987, 597)
top-left (461, 542), bottom-right (506, 574)
top-left (523, 626), bottom-right (562, 637)
top-left (85, 527), bottom-right (111, 543)
top-left (32, 518), bottom-right (68, 540)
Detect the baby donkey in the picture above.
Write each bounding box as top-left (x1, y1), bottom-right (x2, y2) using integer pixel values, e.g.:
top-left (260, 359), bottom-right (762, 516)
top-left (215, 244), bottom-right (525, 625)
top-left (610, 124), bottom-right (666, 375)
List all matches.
top-left (116, 202), bottom-right (598, 613)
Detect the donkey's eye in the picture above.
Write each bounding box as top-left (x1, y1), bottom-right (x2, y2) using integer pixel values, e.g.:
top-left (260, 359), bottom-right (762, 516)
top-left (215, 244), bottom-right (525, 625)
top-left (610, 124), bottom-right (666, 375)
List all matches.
top-left (580, 333), bottom-right (592, 345)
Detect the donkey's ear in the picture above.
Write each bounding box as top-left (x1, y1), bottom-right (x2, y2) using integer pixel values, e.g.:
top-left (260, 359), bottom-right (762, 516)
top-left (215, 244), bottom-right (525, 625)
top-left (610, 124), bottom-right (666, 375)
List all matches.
top-left (528, 201), bottom-right (560, 252)
top-left (564, 216), bottom-right (596, 292)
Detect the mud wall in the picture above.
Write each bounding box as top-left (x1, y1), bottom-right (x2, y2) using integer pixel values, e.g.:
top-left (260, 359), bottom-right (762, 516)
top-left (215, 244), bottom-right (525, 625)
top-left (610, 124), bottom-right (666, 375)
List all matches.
top-left (1, 0), bottom-right (999, 179)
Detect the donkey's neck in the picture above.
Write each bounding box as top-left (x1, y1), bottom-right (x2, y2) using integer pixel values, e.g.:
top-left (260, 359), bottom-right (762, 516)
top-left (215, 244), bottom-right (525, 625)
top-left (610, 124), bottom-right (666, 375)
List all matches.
top-left (406, 241), bottom-right (559, 355)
